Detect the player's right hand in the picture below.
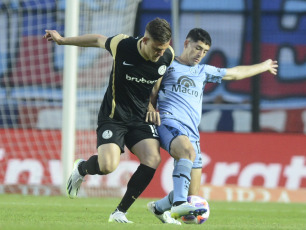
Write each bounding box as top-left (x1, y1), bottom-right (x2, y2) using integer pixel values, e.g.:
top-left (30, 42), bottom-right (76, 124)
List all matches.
top-left (43, 30), bottom-right (63, 45)
top-left (146, 111), bottom-right (161, 126)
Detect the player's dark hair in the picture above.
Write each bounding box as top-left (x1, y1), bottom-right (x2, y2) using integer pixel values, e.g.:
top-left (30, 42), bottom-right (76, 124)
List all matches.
top-left (186, 28), bottom-right (212, 46)
top-left (145, 18), bottom-right (172, 43)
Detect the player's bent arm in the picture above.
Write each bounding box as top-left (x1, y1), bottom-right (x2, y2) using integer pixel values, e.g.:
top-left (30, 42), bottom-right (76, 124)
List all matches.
top-left (150, 77), bottom-right (163, 109)
top-left (146, 77), bottom-right (163, 126)
top-left (44, 30), bottom-right (107, 48)
top-left (222, 59), bottom-right (278, 81)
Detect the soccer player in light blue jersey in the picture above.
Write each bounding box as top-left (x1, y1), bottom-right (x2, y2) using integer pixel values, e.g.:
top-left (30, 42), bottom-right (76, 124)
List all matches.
top-left (146, 28), bottom-right (278, 224)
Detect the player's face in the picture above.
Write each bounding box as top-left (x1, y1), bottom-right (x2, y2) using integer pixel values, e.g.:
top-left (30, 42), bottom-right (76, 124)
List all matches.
top-left (144, 39), bottom-right (170, 62)
top-left (185, 40), bottom-right (210, 66)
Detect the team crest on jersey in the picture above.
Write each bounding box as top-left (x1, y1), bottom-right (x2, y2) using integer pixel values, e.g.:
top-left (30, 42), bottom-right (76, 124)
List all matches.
top-left (190, 66), bottom-right (197, 75)
top-left (102, 130), bottom-right (113, 139)
top-left (158, 65), bottom-right (167, 75)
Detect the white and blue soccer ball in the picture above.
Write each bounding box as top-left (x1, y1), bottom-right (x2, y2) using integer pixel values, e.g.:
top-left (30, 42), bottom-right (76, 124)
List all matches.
top-left (181, 195), bottom-right (210, 224)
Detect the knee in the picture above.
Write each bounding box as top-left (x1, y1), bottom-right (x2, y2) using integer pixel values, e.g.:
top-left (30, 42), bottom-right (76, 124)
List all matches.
top-left (141, 152), bottom-right (161, 169)
top-left (100, 166), bottom-right (114, 175)
top-left (151, 153), bottom-right (161, 166)
top-left (98, 159), bottom-right (119, 175)
top-left (99, 163), bottom-right (117, 174)
top-left (173, 146), bottom-right (196, 162)
top-left (187, 149), bottom-right (196, 162)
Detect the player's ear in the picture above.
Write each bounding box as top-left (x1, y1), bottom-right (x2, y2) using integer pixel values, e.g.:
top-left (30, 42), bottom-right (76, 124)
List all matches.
top-left (184, 39), bottom-right (189, 48)
top-left (143, 36), bottom-right (149, 44)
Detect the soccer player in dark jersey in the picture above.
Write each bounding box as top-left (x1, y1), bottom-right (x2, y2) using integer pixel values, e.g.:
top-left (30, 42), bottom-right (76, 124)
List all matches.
top-left (43, 18), bottom-right (176, 223)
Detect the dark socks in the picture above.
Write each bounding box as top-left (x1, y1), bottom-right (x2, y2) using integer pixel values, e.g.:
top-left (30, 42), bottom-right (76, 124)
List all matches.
top-left (173, 201), bottom-right (185, 206)
top-left (116, 164), bottom-right (156, 213)
top-left (154, 207), bottom-right (163, 215)
top-left (78, 155), bottom-right (103, 176)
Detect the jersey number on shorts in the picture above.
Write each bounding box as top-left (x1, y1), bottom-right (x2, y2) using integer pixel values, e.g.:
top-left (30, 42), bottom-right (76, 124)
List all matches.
top-left (149, 125), bottom-right (159, 137)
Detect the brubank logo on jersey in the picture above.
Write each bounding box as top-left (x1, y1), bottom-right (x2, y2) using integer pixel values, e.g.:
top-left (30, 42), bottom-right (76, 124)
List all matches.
top-left (126, 74), bottom-right (158, 84)
top-left (172, 76), bottom-right (199, 97)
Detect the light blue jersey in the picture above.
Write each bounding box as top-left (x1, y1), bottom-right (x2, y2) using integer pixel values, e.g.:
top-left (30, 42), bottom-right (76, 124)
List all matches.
top-left (158, 59), bottom-right (226, 140)
top-left (157, 59), bottom-right (226, 167)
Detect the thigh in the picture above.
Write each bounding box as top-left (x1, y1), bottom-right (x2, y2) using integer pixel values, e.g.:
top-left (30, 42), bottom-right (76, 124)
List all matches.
top-left (189, 168), bottom-right (202, 195)
top-left (131, 138), bottom-right (160, 169)
top-left (157, 118), bottom-right (188, 154)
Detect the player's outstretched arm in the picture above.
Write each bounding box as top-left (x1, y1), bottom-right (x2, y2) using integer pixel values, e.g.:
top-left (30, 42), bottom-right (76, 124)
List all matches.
top-left (223, 59), bottom-right (278, 81)
top-left (43, 30), bottom-right (107, 48)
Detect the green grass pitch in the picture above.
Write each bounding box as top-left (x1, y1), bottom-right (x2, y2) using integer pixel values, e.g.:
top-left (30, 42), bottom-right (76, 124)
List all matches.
top-left (0, 194), bottom-right (305, 230)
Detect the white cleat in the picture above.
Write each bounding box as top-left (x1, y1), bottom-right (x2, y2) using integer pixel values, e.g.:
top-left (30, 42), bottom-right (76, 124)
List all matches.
top-left (108, 210), bottom-right (133, 223)
top-left (66, 159), bottom-right (85, 199)
top-left (170, 202), bottom-right (206, 219)
top-left (147, 201), bottom-right (181, 225)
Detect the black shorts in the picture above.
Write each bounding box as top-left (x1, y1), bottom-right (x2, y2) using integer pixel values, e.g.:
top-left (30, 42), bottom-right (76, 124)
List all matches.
top-left (96, 116), bottom-right (159, 153)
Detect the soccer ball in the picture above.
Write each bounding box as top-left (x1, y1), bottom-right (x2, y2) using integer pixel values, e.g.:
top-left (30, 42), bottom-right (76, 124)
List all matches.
top-left (181, 195), bottom-right (210, 224)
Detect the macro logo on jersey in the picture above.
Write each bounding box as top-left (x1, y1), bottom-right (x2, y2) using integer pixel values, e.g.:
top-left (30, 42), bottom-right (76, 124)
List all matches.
top-left (172, 76), bottom-right (199, 97)
top-left (177, 76), bottom-right (196, 87)
top-left (125, 74), bottom-right (158, 84)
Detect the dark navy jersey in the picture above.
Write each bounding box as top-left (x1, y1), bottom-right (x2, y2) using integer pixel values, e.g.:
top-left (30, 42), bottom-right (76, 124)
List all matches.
top-left (98, 34), bottom-right (174, 122)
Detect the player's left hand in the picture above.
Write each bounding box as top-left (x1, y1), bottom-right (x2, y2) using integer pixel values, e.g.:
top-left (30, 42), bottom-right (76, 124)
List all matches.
top-left (146, 111), bottom-right (161, 126)
top-left (264, 59), bottom-right (278, 75)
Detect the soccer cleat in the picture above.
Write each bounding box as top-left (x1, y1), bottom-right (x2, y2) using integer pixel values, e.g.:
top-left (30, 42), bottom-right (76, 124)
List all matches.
top-left (147, 201), bottom-right (181, 225)
top-left (66, 159), bottom-right (85, 199)
top-left (108, 210), bottom-right (133, 223)
top-left (170, 202), bottom-right (207, 219)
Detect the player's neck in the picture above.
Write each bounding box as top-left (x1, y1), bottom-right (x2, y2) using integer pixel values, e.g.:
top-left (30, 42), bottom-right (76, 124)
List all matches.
top-left (138, 39), bottom-right (149, 61)
top-left (176, 56), bottom-right (189, 66)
